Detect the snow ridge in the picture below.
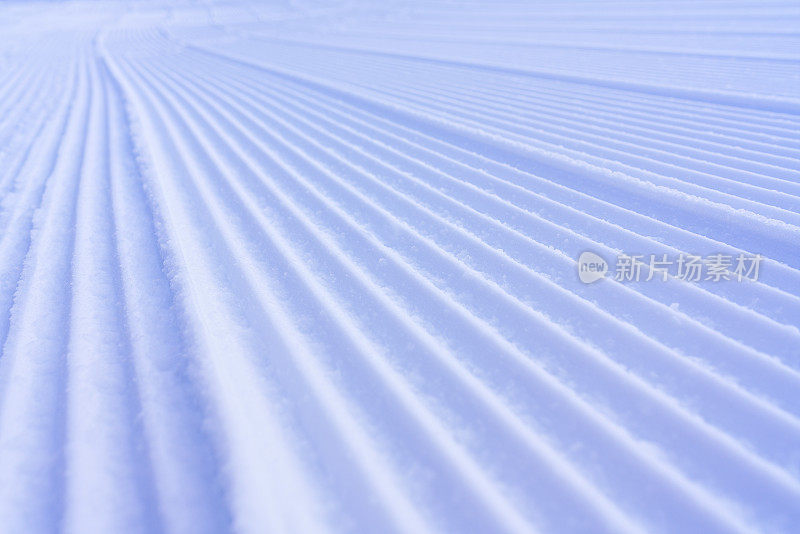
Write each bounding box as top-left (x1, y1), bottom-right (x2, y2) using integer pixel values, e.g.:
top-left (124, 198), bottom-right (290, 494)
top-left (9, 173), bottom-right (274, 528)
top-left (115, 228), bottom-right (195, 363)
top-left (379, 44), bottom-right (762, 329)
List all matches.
top-left (0, 1), bottom-right (798, 533)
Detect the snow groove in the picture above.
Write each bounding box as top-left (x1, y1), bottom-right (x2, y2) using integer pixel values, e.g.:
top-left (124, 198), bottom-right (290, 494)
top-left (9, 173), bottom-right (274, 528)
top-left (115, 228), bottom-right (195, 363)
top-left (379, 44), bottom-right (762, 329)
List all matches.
top-left (0, 1), bottom-right (798, 533)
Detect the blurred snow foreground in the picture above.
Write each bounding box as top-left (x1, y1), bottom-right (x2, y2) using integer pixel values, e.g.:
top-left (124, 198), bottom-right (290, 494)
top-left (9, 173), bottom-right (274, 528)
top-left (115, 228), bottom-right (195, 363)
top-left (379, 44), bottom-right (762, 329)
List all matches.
top-left (0, 0), bottom-right (799, 532)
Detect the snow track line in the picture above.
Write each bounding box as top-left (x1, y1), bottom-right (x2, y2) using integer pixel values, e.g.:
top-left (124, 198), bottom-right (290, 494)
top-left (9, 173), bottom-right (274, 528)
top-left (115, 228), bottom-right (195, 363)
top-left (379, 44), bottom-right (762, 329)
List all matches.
top-left (110, 50), bottom-right (451, 534)
top-left (138, 49), bottom-right (800, 532)
top-left (98, 52), bottom-right (234, 534)
top-left (208, 39), bottom-right (797, 153)
top-left (221, 47), bottom-right (800, 167)
top-left (122, 53), bottom-right (580, 530)
top-left (0, 49), bottom-right (90, 533)
top-left (0, 65), bottom-right (57, 201)
top-left (177, 54), bottom-right (800, 329)
top-left (106, 54), bottom-right (343, 534)
top-left (2, 2), bottom-right (800, 532)
top-left (321, 65), bottom-right (800, 193)
top-left (63, 51), bottom-right (163, 534)
top-left (283, 66), bottom-right (800, 226)
top-left (186, 46), bottom-right (800, 270)
top-left (155, 56), bottom-right (800, 428)
top-left (255, 83), bottom-right (797, 293)
top-left (130, 53), bottom-right (764, 534)
top-left (173, 49), bottom-right (800, 318)
top-left (314, 65), bottom-right (800, 182)
top-left (132, 56), bottom-right (653, 534)
top-left (185, 35), bottom-right (800, 135)
top-left (239, 34), bottom-right (800, 114)
top-left (226, 72), bottom-right (800, 327)
top-left (155, 57), bottom-right (800, 490)
top-left (0, 57), bottom-right (81, 356)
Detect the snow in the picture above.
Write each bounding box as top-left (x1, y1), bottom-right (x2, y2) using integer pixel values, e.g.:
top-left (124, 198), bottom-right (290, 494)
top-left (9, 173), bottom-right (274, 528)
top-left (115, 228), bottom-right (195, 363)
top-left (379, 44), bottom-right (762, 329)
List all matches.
top-left (0, 1), bottom-right (799, 532)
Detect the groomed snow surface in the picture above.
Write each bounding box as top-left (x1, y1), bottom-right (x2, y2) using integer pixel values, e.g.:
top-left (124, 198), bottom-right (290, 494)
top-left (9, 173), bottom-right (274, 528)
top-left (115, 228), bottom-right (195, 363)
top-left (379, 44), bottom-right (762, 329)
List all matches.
top-left (0, 1), bottom-right (799, 532)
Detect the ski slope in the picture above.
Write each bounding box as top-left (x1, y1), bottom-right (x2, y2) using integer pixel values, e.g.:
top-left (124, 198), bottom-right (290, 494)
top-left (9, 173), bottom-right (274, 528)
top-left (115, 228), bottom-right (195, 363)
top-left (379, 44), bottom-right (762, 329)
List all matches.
top-left (0, 1), bottom-right (799, 532)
